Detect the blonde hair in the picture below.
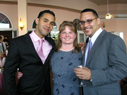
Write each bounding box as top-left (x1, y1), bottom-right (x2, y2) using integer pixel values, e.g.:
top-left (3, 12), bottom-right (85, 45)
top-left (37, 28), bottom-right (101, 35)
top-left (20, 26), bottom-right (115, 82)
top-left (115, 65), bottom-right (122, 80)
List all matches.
top-left (56, 21), bottom-right (80, 53)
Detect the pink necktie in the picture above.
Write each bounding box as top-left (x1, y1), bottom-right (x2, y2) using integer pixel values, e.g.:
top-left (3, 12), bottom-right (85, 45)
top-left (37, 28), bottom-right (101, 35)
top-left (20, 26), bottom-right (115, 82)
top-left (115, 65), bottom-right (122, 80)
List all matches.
top-left (37, 39), bottom-right (45, 63)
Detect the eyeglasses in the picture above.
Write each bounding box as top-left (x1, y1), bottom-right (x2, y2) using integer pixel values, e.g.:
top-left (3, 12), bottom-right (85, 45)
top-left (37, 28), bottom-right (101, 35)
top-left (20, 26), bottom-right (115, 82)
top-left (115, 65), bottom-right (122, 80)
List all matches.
top-left (79, 18), bottom-right (97, 25)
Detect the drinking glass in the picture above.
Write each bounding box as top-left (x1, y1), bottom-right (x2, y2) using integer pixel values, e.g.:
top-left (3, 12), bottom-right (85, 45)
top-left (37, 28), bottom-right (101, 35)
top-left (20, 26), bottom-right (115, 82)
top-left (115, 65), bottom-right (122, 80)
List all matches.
top-left (75, 65), bottom-right (86, 87)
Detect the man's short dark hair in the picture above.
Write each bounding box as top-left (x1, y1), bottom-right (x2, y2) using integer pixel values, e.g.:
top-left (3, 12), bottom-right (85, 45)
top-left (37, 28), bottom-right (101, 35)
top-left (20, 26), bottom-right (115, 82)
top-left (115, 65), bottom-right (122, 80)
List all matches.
top-left (81, 8), bottom-right (99, 18)
top-left (37, 10), bottom-right (55, 19)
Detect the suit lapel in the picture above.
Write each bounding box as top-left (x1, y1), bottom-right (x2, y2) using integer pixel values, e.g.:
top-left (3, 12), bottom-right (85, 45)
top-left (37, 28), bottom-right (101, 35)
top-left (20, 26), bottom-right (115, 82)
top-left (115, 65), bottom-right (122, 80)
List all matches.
top-left (24, 32), bottom-right (41, 61)
top-left (23, 33), bottom-right (55, 64)
top-left (44, 36), bottom-right (55, 64)
top-left (86, 30), bottom-right (107, 66)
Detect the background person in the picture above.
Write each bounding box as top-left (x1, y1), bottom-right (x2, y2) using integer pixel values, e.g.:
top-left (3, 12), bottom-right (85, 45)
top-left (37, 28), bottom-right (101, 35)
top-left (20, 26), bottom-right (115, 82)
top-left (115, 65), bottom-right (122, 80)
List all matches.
top-left (0, 35), bottom-right (6, 56)
top-left (74, 8), bottom-right (127, 95)
top-left (0, 36), bottom-right (6, 68)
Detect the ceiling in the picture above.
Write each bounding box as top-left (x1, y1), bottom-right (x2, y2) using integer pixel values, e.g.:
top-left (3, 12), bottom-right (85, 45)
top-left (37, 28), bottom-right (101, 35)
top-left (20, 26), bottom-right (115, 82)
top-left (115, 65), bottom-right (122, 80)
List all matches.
top-left (0, 0), bottom-right (127, 6)
top-left (89, 0), bottom-right (127, 5)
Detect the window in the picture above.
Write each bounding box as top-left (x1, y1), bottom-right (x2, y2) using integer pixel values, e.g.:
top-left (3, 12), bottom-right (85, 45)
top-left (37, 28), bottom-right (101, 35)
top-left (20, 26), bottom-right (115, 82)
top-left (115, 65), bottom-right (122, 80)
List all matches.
top-left (77, 30), bottom-right (87, 43)
top-left (0, 12), bottom-right (12, 28)
top-left (110, 31), bottom-right (124, 39)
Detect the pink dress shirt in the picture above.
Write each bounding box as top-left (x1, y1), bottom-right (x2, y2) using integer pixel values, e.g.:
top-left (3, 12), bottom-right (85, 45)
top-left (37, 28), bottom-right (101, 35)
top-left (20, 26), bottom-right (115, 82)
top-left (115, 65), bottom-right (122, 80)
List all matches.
top-left (29, 31), bottom-right (52, 63)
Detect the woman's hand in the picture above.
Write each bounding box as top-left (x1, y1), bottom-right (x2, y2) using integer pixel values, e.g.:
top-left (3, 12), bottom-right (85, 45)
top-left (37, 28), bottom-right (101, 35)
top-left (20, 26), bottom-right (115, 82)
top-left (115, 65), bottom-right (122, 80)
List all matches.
top-left (16, 72), bottom-right (23, 79)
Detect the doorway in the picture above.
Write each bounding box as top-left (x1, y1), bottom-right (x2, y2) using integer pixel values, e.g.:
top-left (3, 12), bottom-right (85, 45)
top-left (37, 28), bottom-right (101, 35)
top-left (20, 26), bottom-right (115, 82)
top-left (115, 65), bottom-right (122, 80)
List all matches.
top-left (0, 31), bottom-right (12, 42)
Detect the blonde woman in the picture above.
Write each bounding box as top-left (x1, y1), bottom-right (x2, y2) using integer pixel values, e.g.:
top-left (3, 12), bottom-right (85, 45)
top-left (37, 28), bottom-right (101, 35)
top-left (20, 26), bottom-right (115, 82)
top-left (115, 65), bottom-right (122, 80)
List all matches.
top-left (51, 21), bottom-right (83, 95)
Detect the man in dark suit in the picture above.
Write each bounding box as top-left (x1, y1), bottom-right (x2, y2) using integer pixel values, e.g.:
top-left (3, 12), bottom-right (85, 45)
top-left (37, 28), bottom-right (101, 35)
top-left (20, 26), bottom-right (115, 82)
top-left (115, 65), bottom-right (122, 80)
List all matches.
top-left (74, 8), bottom-right (127, 95)
top-left (3, 10), bottom-right (56, 95)
top-left (0, 35), bottom-right (6, 55)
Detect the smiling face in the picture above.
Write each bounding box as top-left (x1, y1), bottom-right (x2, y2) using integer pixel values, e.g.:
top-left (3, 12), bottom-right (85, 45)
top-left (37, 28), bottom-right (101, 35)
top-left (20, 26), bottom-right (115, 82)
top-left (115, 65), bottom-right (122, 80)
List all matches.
top-left (80, 12), bottom-right (100, 38)
top-left (35, 13), bottom-right (55, 38)
top-left (60, 26), bottom-right (77, 45)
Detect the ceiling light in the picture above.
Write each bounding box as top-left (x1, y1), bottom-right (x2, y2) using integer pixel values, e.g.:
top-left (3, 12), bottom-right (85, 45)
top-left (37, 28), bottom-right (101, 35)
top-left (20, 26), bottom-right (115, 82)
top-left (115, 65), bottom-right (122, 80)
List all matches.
top-left (105, 0), bottom-right (112, 19)
top-left (105, 13), bottom-right (112, 19)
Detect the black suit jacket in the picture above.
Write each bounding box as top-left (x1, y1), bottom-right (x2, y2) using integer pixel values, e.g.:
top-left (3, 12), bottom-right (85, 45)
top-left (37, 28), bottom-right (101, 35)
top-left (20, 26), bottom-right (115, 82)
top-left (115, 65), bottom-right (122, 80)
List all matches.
top-left (3, 32), bottom-right (55, 95)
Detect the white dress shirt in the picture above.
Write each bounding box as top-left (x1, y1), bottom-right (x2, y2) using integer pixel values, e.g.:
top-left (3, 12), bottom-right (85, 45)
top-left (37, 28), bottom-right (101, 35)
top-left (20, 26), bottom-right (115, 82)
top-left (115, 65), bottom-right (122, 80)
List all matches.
top-left (84, 28), bottom-right (103, 66)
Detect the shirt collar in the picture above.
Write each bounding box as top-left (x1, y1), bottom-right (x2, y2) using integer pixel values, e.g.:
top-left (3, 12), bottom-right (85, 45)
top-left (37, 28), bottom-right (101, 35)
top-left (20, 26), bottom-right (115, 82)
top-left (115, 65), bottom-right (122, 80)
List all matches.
top-left (30, 30), bottom-right (45, 42)
top-left (90, 28), bottom-right (103, 45)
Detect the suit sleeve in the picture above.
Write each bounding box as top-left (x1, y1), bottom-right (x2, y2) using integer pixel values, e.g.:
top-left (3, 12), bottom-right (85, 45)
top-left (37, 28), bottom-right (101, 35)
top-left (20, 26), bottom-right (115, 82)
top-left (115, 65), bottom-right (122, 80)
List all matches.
top-left (3, 39), bottom-right (20, 95)
top-left (91, 36), bottom-right (127, 86)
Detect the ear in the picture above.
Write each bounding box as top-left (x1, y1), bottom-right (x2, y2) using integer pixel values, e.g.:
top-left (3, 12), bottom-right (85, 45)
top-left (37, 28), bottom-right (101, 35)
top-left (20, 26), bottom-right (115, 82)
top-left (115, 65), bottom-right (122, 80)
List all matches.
top-left (35, 18), bottom-right (39, 25)
top-left (97, 18), bottom-right (101, 24)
